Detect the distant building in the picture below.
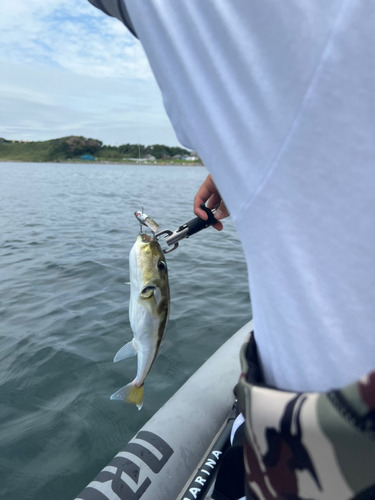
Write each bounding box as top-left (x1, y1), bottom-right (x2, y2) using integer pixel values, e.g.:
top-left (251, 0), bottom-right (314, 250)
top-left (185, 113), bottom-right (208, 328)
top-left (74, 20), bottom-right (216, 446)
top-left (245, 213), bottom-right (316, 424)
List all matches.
top-left (81, 155), bottom-right (95, 161)
top-left (145, 154), bottom-right (156, 160)
top-left (181, 154), bottom-right (199, 161)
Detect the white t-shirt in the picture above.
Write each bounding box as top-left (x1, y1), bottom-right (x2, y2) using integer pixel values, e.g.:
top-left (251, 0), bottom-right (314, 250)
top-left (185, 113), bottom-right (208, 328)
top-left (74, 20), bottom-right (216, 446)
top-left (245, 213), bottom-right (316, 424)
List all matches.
top-left (92, 0), bottom-right (375, 392)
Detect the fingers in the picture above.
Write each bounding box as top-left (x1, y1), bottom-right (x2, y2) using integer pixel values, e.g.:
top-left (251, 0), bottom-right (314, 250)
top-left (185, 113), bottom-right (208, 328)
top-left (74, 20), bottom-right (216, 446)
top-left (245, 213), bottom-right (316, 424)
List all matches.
top-left (206, 192), bottom-right (222, 211)
top-left (212, 220), bottom-right (224, 231)
top-left (213, 200), bottom-right (229, 220)
top-left (193, 174), bottom-right (228, 231)
top-left (207, 193), bottom-right (225, 231)
top-left (193, 174), bottom-right (217, 220)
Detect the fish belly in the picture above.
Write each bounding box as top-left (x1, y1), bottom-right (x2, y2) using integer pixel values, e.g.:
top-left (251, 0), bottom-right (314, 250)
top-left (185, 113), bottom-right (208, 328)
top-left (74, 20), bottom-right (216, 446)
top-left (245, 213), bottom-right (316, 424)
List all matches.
top-left (133, 304), bottom-right (160, 386)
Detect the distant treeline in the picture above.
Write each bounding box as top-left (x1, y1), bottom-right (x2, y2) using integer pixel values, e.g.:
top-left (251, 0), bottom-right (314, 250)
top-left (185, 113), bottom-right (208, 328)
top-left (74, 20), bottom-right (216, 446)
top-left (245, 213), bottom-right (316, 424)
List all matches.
top-left (0, 136), bottom-right (192, 162)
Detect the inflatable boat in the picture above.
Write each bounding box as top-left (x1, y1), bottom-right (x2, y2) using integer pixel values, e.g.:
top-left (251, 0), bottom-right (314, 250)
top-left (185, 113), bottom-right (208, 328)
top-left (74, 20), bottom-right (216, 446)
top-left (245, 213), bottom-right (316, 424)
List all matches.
top-left (75, 320), bottom-right (251, 500)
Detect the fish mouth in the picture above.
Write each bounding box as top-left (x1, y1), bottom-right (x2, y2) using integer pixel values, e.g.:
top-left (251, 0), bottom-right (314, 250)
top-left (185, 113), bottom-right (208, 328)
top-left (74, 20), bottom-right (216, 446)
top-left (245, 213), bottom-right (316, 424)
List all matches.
top-left (140, 233), bottom-right (151, 243)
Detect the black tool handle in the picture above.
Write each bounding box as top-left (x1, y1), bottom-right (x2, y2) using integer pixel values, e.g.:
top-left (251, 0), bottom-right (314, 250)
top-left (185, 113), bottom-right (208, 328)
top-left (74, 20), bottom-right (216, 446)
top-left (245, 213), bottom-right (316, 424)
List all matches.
top-left (183, 203), bottom-right (218, 237)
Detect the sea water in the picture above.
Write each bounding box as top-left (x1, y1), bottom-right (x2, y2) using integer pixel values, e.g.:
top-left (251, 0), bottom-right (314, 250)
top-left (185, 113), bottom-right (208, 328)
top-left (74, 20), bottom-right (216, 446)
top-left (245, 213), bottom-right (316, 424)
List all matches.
top-left (0, 162), bottom-right (251, 500)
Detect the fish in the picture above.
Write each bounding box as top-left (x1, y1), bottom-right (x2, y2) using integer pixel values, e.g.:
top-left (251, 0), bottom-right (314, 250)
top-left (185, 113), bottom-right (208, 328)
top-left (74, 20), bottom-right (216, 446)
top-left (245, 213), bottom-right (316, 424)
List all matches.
top-left (134, 210), bottom-right (160, 234)
top-left (110, 233), bottom-right (170, 409)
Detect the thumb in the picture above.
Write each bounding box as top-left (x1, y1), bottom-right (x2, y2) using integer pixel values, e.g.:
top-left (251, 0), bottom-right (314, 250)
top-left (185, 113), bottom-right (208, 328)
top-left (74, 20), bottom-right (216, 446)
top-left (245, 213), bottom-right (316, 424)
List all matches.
top-left (214, 201), bottom-right (229, 220)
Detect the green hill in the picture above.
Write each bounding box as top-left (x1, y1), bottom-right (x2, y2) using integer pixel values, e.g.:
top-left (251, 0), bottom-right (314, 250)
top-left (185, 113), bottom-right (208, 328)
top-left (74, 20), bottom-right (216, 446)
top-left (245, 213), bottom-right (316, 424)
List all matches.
top-left (0, 136), bottom-right (192, 162)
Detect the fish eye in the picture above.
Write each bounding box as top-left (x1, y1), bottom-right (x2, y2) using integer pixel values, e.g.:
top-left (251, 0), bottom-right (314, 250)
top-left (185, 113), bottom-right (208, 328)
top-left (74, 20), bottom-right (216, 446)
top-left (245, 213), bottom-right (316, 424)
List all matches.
top-left (157, 261), bottom-right (166, 271)
top-left (141, 286), bottom-right (155, 298)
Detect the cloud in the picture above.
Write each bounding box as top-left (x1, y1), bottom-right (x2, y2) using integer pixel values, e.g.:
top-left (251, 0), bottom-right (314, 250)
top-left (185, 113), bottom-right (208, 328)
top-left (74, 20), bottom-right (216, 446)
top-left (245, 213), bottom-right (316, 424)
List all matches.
top-left (0, 0), bottom-right (180, 145)
top-left (0, 0), bottom-right (151, 80)
top-left (0, 60), bottom-right (178, 146)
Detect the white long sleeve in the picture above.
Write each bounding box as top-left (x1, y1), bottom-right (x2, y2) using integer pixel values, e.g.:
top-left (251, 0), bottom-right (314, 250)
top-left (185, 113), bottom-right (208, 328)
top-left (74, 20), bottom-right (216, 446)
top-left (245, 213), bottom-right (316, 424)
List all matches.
top-left (98, 0), bottom-right (375, 392)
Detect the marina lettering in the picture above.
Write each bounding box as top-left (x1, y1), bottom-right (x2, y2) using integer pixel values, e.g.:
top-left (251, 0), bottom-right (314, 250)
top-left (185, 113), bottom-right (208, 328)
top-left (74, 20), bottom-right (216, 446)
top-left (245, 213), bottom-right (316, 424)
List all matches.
top-left (195, 476), bottom-right (207, 486)
top-left (189, 487), bottom-right (201, 499)
top-left (204, 458), bottom-right (216, 469)
top-left (182, 450), bottom-right (225, 500)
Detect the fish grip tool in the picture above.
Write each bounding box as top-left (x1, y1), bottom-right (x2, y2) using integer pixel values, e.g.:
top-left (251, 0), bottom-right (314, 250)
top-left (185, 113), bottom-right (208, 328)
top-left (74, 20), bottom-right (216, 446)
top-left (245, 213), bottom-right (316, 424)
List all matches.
top-left (135, 204), bottom-right (219, 254)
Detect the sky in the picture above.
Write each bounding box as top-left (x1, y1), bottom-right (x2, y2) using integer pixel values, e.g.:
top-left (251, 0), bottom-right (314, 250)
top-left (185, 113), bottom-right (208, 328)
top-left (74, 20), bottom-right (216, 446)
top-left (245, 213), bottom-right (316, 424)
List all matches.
top-left (0, 0), bottom-right (181, 146)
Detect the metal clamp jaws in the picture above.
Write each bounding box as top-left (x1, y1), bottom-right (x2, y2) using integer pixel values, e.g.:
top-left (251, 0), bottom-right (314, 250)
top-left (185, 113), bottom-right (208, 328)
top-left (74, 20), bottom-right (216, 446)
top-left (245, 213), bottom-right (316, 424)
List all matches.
top-left (155, 204), bottom-right (218, 254)
top-left (135, 204), bottom-right (219, 254)
top-left (153, 229), bottom-right (178, 254)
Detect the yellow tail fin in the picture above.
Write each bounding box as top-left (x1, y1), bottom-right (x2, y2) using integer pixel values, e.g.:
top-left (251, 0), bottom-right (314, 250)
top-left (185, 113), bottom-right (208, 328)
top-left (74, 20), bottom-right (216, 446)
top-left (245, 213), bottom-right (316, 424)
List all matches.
top-left (110, 382), bottom-right (144, 410)
top-left (126, 385), bottom-right (144, 408)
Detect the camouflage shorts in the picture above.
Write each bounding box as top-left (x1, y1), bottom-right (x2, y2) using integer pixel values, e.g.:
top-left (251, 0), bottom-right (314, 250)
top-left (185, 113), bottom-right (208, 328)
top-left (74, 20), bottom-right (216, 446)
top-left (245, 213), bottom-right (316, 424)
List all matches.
top-left (236, 333), bottom-right (375, 500)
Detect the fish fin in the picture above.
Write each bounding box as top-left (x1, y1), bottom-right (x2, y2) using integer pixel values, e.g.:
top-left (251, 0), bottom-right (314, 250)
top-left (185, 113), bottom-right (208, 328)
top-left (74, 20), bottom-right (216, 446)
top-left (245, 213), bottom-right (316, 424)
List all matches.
top-left (113, 340), bottom-right (137, 362)
top-left (138, 295), bottom-right (159, 318)
top-left (110, 383), bottom-right (144, 410)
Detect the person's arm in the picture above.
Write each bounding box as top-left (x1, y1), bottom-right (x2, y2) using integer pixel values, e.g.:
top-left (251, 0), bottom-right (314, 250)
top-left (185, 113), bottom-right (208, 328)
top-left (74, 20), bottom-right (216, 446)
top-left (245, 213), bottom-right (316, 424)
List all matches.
top-left (193, 175), bottom-right (229, 232)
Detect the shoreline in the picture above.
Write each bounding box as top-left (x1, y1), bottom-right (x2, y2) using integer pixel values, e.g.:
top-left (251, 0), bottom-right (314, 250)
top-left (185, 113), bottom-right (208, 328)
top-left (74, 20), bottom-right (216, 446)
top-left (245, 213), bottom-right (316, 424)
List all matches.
top-left (0, 159), bottom-right (204, 167)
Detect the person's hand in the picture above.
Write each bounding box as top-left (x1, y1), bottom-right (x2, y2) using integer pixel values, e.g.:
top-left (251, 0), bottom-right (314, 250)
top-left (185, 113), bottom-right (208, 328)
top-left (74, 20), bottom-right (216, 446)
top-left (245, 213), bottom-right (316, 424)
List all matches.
top-left (193, 174), bottom-right (229, 231)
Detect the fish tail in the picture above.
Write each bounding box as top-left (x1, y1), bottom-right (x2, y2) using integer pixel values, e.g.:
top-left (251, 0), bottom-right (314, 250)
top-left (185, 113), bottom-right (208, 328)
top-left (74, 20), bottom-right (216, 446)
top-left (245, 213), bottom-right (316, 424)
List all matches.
top-left (110, 382), bottom-right (144, 410)
top-left (126, 384), bottom-right (144, 409)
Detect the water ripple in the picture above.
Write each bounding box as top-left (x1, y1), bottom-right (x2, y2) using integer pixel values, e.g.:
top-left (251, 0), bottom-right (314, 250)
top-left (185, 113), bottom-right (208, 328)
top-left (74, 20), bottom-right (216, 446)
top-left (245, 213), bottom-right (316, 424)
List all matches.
top-left (0, 162), bottom-right (251, 500)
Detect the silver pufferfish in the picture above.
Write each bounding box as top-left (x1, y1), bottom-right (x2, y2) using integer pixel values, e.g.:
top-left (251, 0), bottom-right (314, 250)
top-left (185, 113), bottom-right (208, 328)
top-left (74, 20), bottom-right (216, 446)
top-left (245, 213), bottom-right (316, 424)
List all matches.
top-left (110, 233), bottom-right (170, 409)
